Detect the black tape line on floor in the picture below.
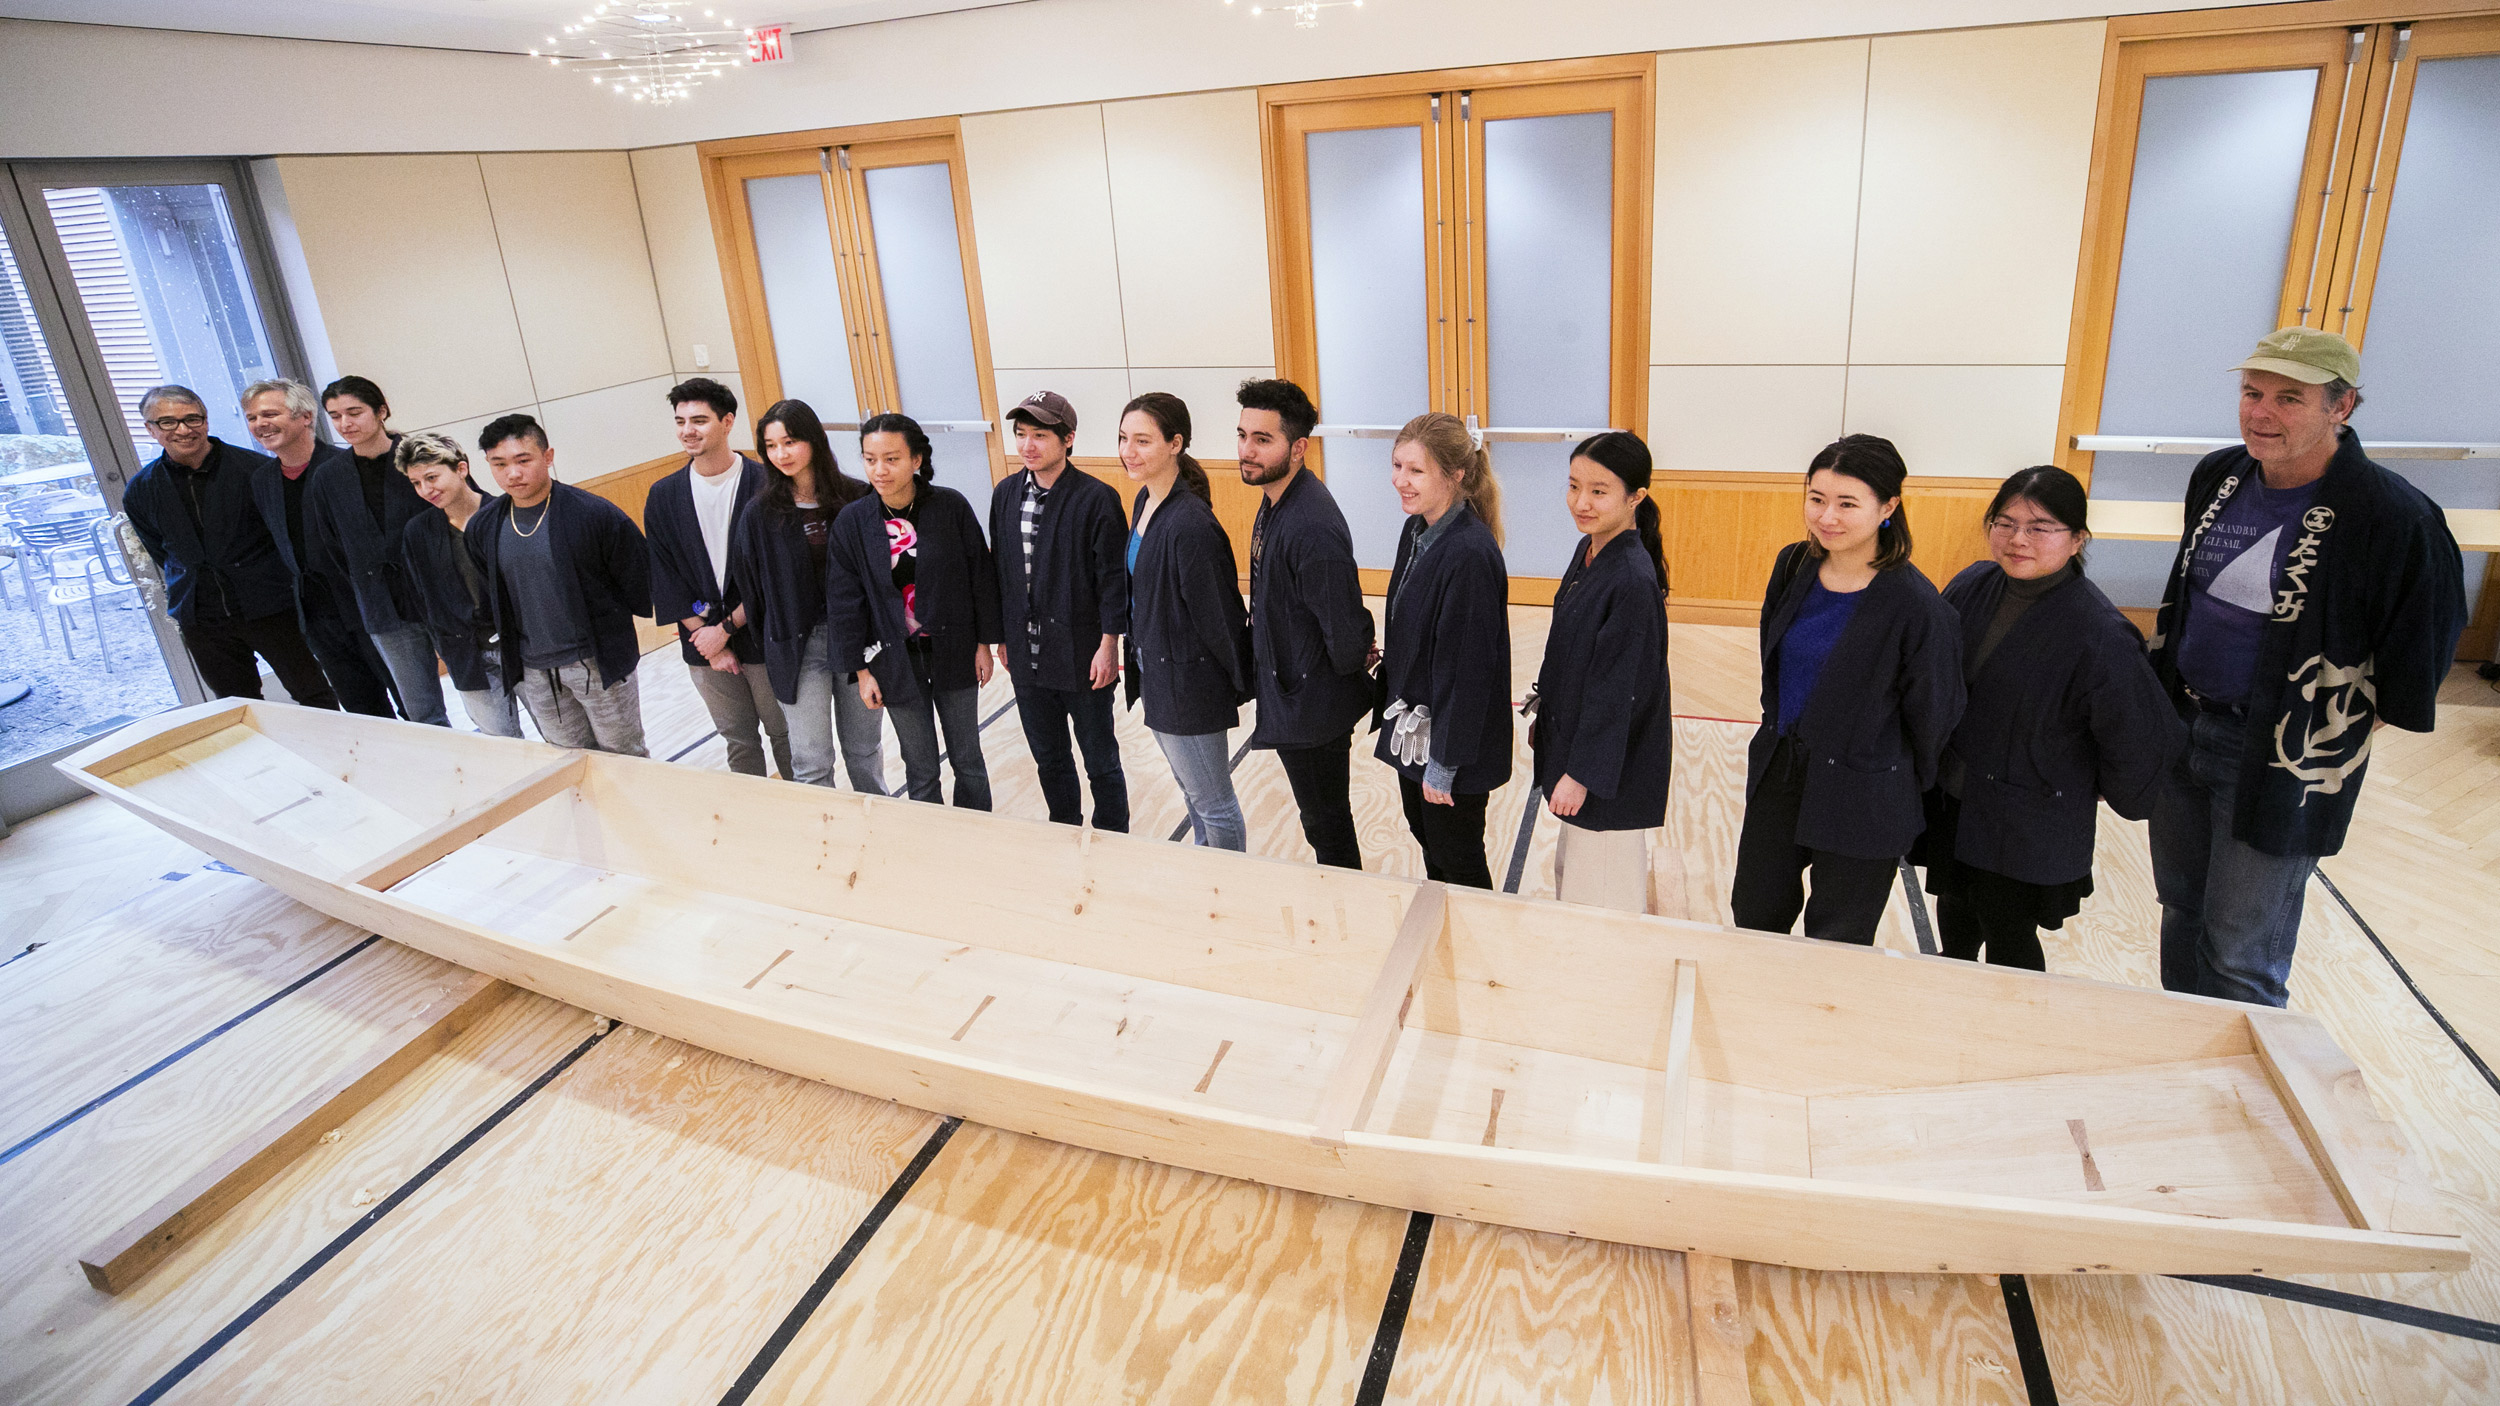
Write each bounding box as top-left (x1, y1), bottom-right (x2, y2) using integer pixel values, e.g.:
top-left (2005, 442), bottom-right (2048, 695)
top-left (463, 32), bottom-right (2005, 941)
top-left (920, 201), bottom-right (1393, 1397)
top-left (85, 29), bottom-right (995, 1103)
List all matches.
top-left (2313, 868), bottom-right (2500, 1101)
top-left (124, 1023), bottom-right (613, 1406)
top-left (2176, 1274), bottom-right (2500, 1345)
top-left (1998, 1273), bottom-right (2062, 1405)
top-left (1897, 860), bottom-right (1940, 956)
top-left (717, 1115), bottom-right (966, 1405)
top-left (1166, 734), bottom-right (1260, 843)
top-left (1353, 1210), bottom-right (1436, 1406)
top-left (1500, 787), bottom-right (1542, 894)
top-left (0, 933), bottom-right (385, 1170)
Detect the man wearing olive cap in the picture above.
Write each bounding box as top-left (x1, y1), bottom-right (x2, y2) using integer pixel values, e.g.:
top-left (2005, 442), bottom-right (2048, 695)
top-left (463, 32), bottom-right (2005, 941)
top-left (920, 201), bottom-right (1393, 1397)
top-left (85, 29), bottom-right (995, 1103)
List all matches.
top-left (2146, 326), bottom-right (2466, 1007)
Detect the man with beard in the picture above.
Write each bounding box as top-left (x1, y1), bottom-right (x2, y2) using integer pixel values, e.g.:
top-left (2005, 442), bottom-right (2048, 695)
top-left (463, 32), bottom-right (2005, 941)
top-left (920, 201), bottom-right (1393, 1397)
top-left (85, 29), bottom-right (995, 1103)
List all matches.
top-left (1237, 377), bottom-right (1374, 869)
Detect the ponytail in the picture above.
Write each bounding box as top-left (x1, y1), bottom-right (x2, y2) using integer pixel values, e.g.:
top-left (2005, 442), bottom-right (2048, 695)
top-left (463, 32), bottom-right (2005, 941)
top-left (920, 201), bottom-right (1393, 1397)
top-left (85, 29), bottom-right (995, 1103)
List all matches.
top-left (1120, 391), bottom-right (1209, 503)
top-left (1571, 430), bottom-right (1666, 596)
top-left (1395, 411), bottom-right (1505, 547)
top-left (859, 412), bottom-right (935, 483)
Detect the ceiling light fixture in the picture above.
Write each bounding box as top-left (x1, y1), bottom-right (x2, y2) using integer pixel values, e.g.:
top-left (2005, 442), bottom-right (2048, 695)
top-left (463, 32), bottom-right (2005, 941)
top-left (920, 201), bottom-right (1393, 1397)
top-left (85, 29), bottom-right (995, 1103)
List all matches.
top-left (530, 1), bottom-right (751, 105)
top-left (1222, 0), bottom-right (1365, 29)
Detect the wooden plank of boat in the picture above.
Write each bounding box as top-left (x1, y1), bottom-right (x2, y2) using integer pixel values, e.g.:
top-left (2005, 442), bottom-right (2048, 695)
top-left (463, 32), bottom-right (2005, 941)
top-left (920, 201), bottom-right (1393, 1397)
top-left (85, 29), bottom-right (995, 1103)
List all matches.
top-left (56, 702), bottom-right (2472, 1277)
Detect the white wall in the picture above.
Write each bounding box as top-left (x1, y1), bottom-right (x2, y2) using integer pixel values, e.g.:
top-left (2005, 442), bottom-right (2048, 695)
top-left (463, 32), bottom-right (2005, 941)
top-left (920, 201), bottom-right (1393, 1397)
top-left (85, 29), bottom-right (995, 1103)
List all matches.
top-left (1, 3), bottom-right (2233, 157)
top-left (1647, 22), bottom-right (2106, 478)
top-left (271, 151), bottom-right (701, 482)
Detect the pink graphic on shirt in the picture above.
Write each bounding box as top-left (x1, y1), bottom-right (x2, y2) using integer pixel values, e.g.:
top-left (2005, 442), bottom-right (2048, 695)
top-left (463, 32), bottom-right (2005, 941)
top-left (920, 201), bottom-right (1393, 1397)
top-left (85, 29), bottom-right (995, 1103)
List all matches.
top-left (884, 514), bottom-right (921, 634)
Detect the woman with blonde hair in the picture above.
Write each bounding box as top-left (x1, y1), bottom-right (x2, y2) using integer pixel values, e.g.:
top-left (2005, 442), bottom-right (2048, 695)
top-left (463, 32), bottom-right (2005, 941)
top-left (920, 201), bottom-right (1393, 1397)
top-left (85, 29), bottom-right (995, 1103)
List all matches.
top-left (1377, 411), bottom-right (1511, 887)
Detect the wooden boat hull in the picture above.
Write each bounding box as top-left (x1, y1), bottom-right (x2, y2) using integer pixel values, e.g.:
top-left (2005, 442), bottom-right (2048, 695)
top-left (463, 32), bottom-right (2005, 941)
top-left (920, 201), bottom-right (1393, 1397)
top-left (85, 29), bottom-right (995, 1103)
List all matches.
top-left (59, 701), bottom-right (2468, 1277)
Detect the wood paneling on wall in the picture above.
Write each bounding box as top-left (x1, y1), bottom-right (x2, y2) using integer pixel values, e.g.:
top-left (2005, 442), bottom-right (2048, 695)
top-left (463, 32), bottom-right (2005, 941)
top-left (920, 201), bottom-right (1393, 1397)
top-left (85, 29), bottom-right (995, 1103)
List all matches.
top-left (1655, 471), bottom-right (1996, 625)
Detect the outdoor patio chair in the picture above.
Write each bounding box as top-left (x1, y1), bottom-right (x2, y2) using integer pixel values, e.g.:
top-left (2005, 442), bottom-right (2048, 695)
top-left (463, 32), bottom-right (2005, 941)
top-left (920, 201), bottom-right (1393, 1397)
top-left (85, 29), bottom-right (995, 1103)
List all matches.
top-left (4, 517), bottom-right (102, 651)
top-left (49, 551), bottom-right (141, 669)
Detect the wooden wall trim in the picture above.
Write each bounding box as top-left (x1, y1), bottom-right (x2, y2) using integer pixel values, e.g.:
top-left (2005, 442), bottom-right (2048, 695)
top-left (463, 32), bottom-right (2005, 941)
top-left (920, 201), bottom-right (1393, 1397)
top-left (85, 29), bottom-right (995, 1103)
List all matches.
top-left (574, 452), bottom-right (684, 531)
top-left (694, 115), bottom-right (961, 161)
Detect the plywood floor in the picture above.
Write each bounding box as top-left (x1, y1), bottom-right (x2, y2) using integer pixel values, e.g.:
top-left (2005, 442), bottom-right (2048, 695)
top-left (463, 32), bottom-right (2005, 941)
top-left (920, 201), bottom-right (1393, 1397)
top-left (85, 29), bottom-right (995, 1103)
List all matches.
top-left (4, 617), bottom-right (2496, 1404)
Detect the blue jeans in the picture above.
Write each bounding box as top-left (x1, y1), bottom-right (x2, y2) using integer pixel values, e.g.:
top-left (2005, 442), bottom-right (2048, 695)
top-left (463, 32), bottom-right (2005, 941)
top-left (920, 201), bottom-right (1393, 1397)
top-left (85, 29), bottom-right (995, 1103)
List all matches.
top-left (1154, 728), bottom-right (1245, 851)
top-left (884, 651), bottom-right (989, 809)
top-left (788, 623), bottom-right (886, 792)
top-left (458, 671), bottom-right (523, 738)
top-left (2149, 709), bottom-right (2314, 1007)
top-left (1015, 680), bottom-right (1129, 831)
top-left (369, 621), bottom-right (450, 726)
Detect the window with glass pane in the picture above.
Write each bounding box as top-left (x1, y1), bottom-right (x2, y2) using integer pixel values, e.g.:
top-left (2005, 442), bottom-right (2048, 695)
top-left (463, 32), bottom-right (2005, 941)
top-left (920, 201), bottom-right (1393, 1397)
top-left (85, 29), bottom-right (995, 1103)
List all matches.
top-left (1307, 125), bottom-right (1429, 569)
top-left (0, 218), bottom-right (177, 771)
top-left (860, 163), bottom-right (990, 483)
top-left (40, 185), bottom-right (279, 460)
top-left (1482, 111), bottom-right (1613, 578)
top-left (2087, 68), bottom-right (2319, 605)
top-left (745, 173), bottom-right (863, 424)
top-left (2350, 52), bottom-right (2500, 605)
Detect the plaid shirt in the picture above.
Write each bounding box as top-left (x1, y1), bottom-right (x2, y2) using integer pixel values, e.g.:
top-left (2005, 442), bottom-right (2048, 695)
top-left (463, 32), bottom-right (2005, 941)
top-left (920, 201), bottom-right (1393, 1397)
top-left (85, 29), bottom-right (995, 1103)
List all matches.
top-left (1020, 472), bottom-right (1052, 664)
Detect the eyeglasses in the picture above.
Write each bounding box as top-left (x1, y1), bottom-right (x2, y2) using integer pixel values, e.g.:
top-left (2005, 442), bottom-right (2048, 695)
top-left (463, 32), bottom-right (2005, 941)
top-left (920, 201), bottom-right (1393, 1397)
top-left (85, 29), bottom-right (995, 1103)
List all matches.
top-left (1986, 517), bottom-right (2074, 542)
top-left (147, 413), bottom-right (209, 432)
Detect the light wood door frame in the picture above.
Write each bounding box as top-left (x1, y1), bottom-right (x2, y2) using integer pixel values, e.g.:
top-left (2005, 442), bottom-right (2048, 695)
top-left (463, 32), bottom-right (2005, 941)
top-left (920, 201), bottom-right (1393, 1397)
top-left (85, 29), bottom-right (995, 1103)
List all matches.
top-left (698, 121), bottom-right (1004, 477)
top-left (2055, 24), bottom-right (2379, 491)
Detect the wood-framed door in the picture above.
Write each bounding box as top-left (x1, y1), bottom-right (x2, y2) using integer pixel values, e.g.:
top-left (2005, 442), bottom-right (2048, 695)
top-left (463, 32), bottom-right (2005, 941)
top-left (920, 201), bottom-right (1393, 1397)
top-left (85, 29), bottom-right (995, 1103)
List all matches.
top-left (2056, 3), bottom-right (2500, 654)
top-left (1261, 56), bottom-right (1654, 599)
top-left (700, 120), bottom-right (1006, 483)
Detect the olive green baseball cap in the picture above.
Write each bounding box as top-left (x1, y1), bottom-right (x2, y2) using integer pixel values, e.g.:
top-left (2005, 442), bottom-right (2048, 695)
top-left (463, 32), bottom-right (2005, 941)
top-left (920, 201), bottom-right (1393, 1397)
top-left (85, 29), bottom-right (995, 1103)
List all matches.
top-left (2232, 326), bottom-right (2361, 385)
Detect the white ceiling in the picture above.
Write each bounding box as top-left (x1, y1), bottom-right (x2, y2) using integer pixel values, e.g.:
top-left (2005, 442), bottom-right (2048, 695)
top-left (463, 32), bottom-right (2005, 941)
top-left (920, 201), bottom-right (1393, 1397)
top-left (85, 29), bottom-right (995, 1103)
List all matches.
top-left (0, 0), bottom-right (1030, 53)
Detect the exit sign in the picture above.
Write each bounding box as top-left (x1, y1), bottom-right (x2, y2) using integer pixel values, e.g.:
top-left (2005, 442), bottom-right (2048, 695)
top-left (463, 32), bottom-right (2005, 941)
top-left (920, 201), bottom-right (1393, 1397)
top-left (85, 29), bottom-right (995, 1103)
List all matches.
top-left (746, 23), bottom-right (792, 64)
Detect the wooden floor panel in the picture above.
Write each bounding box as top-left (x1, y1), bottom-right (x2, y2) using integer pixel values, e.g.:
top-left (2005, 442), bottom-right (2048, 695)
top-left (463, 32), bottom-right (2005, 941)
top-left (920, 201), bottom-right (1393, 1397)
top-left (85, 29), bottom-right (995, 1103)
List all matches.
top-left (1385, 1223), bottom-right (1695, 1405)
top-left (743, 1121), bottom-right (1409, 1405)
top-left (1736, 1264), bottom-right (2030, 1405)
top-left (0, 791), bottom-right (206, 951)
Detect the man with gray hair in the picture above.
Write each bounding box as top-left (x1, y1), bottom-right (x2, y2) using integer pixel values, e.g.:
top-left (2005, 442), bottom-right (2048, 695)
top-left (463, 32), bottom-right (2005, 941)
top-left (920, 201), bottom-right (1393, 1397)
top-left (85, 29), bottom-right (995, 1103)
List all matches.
top-left (241, 377), bottom-right (398, 715)
top-left (2147, 326), bottom-right (2466, 1007)
top-left (122, 384), bottom-right (338, 706)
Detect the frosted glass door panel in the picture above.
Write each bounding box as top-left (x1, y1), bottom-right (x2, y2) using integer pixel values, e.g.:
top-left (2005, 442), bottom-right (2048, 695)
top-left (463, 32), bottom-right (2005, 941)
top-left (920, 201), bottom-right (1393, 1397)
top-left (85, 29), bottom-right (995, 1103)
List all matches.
top-left (2090, 68), bottom-right (2318, 605)
top-left (1482, 111), bottom-right (1613, 577)
top-left (861, 163), bottom-right (989, 482)
top-left (2355, 54), bottom-right (2500, 603)
top-left (1307, 125), bottom-right (1428, 569)
top-left (744, 174), bottom-right (861, 424)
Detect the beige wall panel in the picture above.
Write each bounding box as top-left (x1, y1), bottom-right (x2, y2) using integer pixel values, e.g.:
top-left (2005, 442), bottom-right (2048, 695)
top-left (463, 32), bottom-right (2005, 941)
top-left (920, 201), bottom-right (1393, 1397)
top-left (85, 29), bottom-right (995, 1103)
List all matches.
top-left (1125, 366), bottom-right (1276, 452)
top-left (1849, 21), bottom-right (2106, 365)
top-left (478, 151), bottom-right (674, 404)
top-left (539, 375), bottom-right (684, 483)
top-left (630, 144), bottom-right (741, 377)
top-left (1101, 90), bottom-right (1276, 370)
top-left (274, 155), bottom-right (535, 433)
top-left (1842, 364), bottom-right (2065, 479)
top-left (1650, 39), bottom-right (1867, 366)
top-left (408, 405), bottom-right (535, 470)
top-left (961, 105), bottom-right (1130, 371)
top-left (994, 367), bottom-right (1133, 461)
top-left (1649, 365), bottom-right (1847, 475)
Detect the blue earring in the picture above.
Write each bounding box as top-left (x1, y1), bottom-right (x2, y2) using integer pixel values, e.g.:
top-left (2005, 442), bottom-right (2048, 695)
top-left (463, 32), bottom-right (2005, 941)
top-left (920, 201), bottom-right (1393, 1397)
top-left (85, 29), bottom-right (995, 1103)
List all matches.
top-left (1882, 516), bottom-right (1892, 528)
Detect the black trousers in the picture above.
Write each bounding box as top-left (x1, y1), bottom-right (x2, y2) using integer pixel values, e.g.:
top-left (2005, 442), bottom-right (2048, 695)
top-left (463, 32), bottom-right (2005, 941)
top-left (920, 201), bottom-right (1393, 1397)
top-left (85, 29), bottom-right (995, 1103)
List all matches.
top-left (1398, 774), bottom-right (1492, 888)
top-left (1276, 734), bottom-right (1362, 870)
top-left (299, 591), bottom-right (398, 718)
top-left (179, 609), bottom-right (340, 708)
top-left (1936, 869), bottom-right (2050, 971)
top-left (1729, 734), bottom-right (1898, 945)
top-left (1015, 680), bottom-right (1129, 832)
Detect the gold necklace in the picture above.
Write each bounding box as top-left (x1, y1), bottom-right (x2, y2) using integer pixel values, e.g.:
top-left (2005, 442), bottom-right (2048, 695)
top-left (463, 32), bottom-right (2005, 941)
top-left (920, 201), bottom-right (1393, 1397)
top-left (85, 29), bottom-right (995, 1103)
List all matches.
top-left (510, 498), bottom-right (551, 538)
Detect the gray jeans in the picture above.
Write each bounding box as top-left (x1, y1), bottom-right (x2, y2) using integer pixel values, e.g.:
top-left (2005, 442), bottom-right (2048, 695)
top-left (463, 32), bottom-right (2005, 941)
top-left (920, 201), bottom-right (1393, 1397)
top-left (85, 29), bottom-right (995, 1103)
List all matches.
top-left (370, 621), bottom-right (450, 726)
top-left (1153, 727), bottom-right (1245, 850)
top-left (787, 623), bottom-right (886, 791)
top-left (689, 657), bottom-right (793, 778)
top-left (458, 670), bottom-right (524, 738)
top-left (514, 658), bottom-right (647, 756)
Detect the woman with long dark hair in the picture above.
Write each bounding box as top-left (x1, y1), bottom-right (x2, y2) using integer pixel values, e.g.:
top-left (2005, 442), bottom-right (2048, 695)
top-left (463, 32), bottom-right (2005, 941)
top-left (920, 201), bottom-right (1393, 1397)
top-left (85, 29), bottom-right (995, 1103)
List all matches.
top-left (1730, 434), bottom-right (1962, 944)
top-left (1119, 391), bottom-right (1251, 850)
top-left (1912, 465), bottom-right (2182, 969)
top-left (825, 412), bottom-right (1001, 809)
top-left (1377, 411), bottom-right (1511, 888)
top-left (731, 399), bottom-right (884, 792)
top-left (1532, 430), bottom-right (1671, 911)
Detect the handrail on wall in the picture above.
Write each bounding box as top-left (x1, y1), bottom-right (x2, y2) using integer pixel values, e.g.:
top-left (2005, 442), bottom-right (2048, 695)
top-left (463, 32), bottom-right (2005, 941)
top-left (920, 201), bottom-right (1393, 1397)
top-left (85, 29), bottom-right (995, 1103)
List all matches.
top-left (1314, 423), bottom-right (1620, 442)
top-left (2075, 434), bottom-right (2499, 461)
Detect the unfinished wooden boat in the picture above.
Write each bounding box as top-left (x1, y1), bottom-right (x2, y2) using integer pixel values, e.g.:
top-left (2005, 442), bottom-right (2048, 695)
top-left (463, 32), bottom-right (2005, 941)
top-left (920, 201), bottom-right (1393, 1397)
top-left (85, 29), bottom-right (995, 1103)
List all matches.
top-left (59, 700), bottom-right (2466, 1277)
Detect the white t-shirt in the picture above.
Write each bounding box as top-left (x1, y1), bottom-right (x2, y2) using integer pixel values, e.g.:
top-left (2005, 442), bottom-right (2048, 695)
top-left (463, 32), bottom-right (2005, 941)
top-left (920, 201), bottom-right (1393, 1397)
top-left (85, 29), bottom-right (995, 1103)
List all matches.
top-left (686, 459), bottom-right (742, 598)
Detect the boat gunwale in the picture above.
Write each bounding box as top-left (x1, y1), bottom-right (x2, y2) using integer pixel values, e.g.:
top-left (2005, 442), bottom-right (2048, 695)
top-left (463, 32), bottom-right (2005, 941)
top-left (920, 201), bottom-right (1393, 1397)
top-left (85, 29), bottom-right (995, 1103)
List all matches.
top-left (53, 703), bottom-right (2473, 1276)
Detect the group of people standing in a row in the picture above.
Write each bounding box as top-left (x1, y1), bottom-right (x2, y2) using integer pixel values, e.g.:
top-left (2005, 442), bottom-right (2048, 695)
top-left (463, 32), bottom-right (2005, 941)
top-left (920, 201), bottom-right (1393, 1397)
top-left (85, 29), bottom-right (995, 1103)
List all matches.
top-left (123, 325), bottom-right (2465, 1010)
